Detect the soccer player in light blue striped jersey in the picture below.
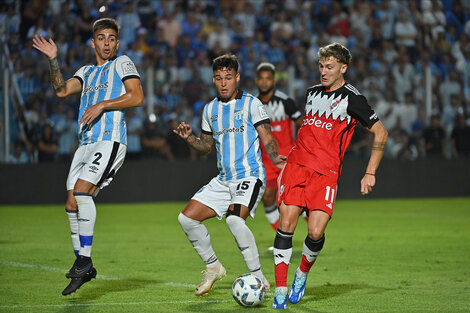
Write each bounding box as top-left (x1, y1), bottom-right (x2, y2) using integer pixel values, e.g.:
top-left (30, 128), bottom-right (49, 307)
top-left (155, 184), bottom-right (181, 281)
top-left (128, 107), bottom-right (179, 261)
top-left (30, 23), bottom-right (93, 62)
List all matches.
top-left (174, 54), bottom-right (286, 296)
top-left (32, 18), bottom-right (143, 295)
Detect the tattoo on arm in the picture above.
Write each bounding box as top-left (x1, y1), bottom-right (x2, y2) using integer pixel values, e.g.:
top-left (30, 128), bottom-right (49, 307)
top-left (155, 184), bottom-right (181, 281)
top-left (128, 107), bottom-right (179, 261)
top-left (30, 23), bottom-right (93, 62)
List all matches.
top-left (260, 124), bottom-right (279, 160)
top-left (49, 57), bottom-right (65, 93)
top-left (372, 141), bottom-right (386, 151)
top-left (187, 133), bottom-right (213, 155)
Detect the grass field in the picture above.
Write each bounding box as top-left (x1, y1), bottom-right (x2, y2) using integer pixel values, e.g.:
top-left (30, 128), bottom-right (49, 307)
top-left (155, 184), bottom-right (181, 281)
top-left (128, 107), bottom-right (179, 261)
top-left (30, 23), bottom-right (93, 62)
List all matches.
top-left (1, 198), bottom-right (469, 313)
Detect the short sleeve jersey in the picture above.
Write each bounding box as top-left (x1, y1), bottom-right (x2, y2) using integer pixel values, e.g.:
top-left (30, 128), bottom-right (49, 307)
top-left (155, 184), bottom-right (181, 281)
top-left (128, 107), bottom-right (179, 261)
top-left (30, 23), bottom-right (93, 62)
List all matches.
top-left (288, 83), bottom-right (379, 180)
top-left (201, 90), bottom-right (270, 182)
top-left (73, 55), bottom-right (140, 146)
top-left (258, 89), bottom-right (302, 158)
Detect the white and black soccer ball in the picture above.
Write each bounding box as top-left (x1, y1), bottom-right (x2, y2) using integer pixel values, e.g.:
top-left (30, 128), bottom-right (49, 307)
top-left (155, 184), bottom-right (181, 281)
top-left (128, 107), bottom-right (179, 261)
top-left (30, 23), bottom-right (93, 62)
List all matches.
top-left (232, 273), bottom-right (266, 307)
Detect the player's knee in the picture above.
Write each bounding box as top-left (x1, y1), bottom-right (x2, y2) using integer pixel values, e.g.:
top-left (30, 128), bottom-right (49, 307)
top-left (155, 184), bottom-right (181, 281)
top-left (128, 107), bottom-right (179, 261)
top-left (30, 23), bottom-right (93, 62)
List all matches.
top-left (226, 214), bottom-right (244, 228)
top-left (308, 228), bottom-right (325, 241)
top-left (65, 195), bottom-right (78, 212)
top-left (178, 212), bottom-right (198, 230)
top-left (278, 220), bottom-right (296, 233)
top-left (65, 200), bottom-right (77, 212)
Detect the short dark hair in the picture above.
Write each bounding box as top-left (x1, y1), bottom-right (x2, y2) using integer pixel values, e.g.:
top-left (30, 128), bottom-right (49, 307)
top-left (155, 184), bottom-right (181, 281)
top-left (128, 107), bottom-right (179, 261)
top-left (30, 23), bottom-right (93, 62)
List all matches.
top-left (318, 42), bottom-right (352, 65)
top-left (212, 54), bottom-right (239, 72)
top-left (93, 18), bottom-right (120, 38)
top-left (256, 62), bottom-right (275, 75)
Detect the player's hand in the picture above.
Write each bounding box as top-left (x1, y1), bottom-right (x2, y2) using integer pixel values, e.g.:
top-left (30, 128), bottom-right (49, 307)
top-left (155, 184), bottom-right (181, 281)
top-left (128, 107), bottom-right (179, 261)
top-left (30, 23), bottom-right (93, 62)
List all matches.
top-left (80, 103), bottom-right (105, 126)
top-left (273, 155), bottom-right (287, 169)
top-left (360, 174), bottom-right (375, 195)
top-left (32, 35), bottom-right (58, 60)
top-left (173, 122), bottom-right (193, 140)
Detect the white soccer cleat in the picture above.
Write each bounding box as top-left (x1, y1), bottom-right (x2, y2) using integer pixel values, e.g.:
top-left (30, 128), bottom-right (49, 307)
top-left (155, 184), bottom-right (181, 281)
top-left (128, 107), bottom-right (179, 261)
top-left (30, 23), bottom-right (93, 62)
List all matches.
top-left (194, 263), bottom-right (226, 296)
top-left (254, 272), bottom-right (270, 290)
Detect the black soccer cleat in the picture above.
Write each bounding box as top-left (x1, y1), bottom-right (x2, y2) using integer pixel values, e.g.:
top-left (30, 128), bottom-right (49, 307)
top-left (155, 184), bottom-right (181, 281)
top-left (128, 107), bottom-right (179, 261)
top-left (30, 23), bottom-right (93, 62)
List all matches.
top-left (66, 255), bottom-right (93, 278)
top-left (62, 267), bottom-right (97, 296)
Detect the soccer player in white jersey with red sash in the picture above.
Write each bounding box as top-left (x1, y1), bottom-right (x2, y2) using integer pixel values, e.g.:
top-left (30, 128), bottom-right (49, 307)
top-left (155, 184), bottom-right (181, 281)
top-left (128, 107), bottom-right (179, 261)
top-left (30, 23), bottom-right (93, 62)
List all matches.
top-left (33, 18), bottom-right (143, 295)
top-left (174, 54), bottom-right (286, 296)
top-left (272, 43), bottom-right (388, 309)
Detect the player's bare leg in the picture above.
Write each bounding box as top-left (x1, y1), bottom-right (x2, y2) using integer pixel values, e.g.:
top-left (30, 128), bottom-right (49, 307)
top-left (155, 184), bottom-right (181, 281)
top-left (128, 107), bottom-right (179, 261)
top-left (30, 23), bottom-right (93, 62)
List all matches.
top-left (178, 200), bottom-right (226, 296)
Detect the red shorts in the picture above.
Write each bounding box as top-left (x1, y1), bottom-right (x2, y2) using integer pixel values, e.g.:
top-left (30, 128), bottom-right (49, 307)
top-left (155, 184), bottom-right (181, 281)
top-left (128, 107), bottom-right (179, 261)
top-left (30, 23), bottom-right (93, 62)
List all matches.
top-left (265, 162), bottom-right (281, 189)
top-left (277, 162), bottom-right (338, 217)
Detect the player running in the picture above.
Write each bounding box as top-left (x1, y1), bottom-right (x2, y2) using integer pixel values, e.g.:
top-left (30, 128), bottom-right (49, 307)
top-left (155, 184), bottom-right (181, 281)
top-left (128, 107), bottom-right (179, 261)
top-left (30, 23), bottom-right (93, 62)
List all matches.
top-left (174, 54), bottom-right (285, 296)
top-left (33, 18), bottom-right (143, 295)
top-left (272, 43), bottom-right (388, 309)
top-left (255, 62), bottom-right (303, 231)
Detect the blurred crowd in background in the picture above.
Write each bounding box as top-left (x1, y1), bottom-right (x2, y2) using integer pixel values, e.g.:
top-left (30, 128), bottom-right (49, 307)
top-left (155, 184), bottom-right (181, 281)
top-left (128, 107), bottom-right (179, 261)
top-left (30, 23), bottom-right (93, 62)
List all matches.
top-left (1, 0), bottom-right (470, 164)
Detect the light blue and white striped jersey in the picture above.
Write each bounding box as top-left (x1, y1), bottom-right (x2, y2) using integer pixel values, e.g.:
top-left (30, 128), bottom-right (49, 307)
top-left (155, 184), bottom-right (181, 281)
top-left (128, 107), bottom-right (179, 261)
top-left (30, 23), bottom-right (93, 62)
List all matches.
top-left (73, 55), bottom-right (140, 146)
top-left (201, 90), bottom-right (270, 183)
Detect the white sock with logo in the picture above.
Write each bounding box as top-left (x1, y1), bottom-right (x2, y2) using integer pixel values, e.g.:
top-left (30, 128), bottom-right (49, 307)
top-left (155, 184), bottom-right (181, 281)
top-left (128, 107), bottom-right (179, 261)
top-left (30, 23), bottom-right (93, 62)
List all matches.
top-left (74, 193), bottom-right (96, 258)
top-left (178, 213), bottom-right (220, 268)
top-left (226, 215), bottom-right (261, 272)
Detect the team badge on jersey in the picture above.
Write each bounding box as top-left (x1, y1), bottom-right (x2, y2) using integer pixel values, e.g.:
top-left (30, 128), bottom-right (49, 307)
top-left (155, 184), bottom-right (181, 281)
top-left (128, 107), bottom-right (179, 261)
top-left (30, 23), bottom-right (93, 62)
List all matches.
top-left (330, 99), bottom-right (340, 111)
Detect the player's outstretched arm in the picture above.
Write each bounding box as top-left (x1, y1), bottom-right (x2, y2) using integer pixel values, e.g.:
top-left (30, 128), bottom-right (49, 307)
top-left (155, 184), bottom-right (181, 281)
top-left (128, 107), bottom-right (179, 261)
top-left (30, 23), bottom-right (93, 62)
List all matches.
top-left (173, 122), bottom-right (213, 155)
top-left (80, 78), bottom-right (143, 126)
top-left (256, 123), bottom-right (286, 169)
top-left (361, 121), bottom-right (388, 195)
top-left (32, 34), bottom-right (81, 98)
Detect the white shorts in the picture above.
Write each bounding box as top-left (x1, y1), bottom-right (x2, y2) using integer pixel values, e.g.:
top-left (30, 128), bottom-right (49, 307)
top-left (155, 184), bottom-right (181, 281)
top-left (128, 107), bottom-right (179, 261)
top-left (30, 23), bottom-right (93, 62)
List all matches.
top-left (66, 141), bottom-right (126, 194)
top-left (192, 176), bottom-right (265, 220)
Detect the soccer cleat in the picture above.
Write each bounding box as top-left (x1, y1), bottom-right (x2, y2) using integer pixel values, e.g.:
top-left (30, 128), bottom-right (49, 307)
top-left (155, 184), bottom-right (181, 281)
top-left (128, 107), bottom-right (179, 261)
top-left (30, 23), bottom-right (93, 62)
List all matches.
top-left (253, 272), bottom-right (270, 290)
top-left (288, 271), bottom-right (307, 304)
top-left (62, 267), bottom-right (97, 295)
top-left (66, 255), bottom-right (93, 278)
top-left (272, 288), bottom-right (288, 309)
top-left (194, 263), bottom-right (226, 296)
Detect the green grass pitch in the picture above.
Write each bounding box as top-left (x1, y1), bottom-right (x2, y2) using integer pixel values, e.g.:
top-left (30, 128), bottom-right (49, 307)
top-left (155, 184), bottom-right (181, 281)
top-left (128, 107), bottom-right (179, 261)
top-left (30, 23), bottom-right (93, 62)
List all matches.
top-left (1, 198), bottom-right (469, 312)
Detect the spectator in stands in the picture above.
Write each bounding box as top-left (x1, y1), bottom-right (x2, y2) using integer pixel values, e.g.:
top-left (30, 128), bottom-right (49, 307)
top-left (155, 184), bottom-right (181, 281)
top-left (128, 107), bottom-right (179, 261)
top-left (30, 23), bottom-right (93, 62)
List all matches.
top-left (37, 123), bottom-right (58, 163)
top-left (451, 114), bottom-right (470, 158)
top-left (141, 115), bottom-right (174, 161)
top-left (423, 115), bottom-right (447, 158)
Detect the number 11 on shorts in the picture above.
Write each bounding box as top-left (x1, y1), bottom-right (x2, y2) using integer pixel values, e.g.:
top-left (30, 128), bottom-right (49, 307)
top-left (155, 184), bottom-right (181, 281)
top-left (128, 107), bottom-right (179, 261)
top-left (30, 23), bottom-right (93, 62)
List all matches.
top-left (324, 186), bottom-right (335, 203)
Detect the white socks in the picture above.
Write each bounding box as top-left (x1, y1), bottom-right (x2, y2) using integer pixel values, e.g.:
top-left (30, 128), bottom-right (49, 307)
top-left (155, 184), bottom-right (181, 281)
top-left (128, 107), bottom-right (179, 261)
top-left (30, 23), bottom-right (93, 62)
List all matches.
top-left (178, 213), bottom-right (219, 268)
top-left (74, 193), bottom-right (96, 257)
top-left (65, 209), bottom-right (80, 256)
top-left (226, 215), bottom-right (261, 272)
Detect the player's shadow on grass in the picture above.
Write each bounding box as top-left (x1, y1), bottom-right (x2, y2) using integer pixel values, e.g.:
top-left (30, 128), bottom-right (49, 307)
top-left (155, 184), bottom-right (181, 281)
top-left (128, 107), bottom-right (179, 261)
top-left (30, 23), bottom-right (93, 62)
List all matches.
top-left (61, 277), bottom-right (159, 307)
top-left (182, 281), bottom-right (392, 312)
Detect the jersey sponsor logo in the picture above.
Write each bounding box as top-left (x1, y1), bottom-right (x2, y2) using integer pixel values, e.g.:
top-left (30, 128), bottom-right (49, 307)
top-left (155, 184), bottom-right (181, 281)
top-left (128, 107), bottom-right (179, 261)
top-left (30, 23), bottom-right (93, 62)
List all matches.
top-left (303, 115), bottom-right (333, 130)
top-left (83, 82), bottom-right (109, 94)
top-left (214, 125), bottom-right (245, 136)
top-left (121, 61), bottom-right (138, 75)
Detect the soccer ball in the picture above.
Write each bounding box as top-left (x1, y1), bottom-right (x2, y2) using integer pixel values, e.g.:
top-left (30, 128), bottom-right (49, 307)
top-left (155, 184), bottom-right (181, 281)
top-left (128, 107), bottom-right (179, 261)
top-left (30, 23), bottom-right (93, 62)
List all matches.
top-left (232, 273), bottom-right (266, 306)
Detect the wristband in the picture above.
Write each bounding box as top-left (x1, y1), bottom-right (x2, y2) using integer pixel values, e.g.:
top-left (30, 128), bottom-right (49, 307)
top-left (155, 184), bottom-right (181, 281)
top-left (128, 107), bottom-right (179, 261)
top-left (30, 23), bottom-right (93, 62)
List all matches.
top-left (365, 172), bottom-right (375, 176)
